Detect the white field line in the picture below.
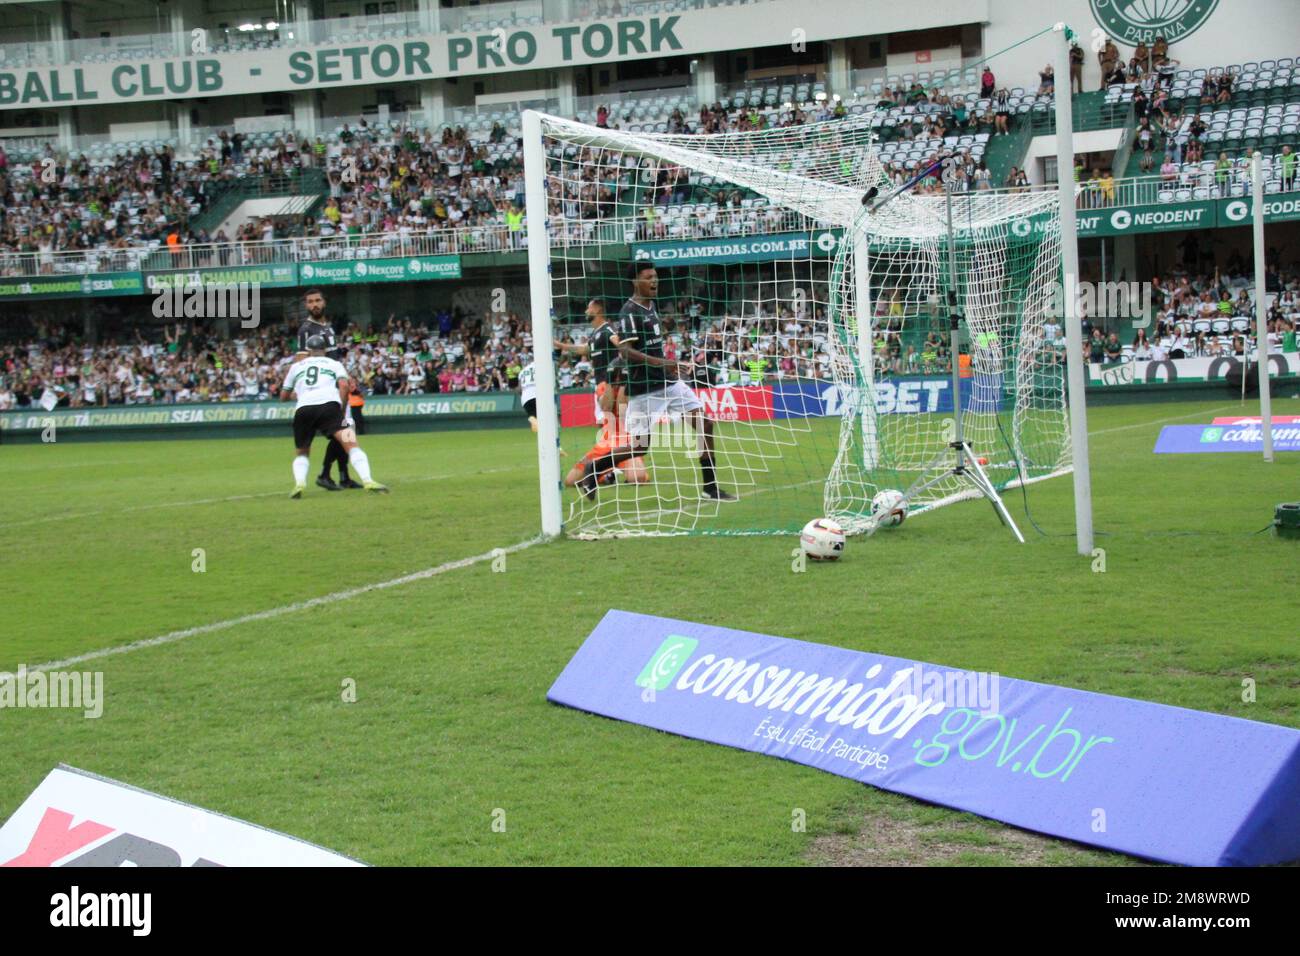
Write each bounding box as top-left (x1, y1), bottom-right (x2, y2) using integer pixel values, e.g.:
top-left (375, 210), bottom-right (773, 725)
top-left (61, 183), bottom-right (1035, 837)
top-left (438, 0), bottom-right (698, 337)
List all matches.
top-left (4, 403), bottom-right (1259, 673)
top-left (1086, 403), bottom-right (1241, 437)
top-left (3, 464), bottom-right (529, 529)
top-left (9, 534), bottom-right (548, 676)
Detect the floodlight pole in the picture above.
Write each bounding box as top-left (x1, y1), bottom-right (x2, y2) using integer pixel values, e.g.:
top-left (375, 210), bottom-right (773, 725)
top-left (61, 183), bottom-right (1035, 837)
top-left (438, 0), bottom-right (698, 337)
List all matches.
top-left (1252, 150), bottom-right (1274, 462)
top-left (1053, 23), bottom-right (1095, 555)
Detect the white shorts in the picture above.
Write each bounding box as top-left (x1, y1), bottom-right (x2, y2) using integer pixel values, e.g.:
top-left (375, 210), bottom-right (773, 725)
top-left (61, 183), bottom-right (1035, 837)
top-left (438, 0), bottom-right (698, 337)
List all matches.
top-left (593, 389), bottom-right (605, 425)
top-left (625, 380), bottom-right (703, 439)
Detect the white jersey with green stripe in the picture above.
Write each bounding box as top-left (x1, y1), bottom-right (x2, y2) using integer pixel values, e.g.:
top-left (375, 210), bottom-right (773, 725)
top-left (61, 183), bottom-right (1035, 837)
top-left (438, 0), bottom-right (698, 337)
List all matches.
top-left (519, 362), bottom-right (536, 405)
top-left (282, 355), bottom-right (348, 410)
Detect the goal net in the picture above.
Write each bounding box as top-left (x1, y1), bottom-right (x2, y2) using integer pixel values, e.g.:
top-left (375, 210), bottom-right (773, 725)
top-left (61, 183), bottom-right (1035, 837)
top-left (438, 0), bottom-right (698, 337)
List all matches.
top-left (527, 111), bottom-right (1069, 538)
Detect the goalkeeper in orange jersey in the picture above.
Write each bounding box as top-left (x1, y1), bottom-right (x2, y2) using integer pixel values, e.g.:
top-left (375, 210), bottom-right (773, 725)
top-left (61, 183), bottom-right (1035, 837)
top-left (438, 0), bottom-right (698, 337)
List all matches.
top-left (565, 359), bottom-right (648, 489)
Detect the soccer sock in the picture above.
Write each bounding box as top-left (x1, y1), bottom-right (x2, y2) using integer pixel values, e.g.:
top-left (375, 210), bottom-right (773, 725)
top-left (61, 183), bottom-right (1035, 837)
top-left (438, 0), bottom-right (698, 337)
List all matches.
top-left (323, 440), bottom-right (349, 480)
top-left (588, 448), bottom-right (636, 475)
top-left (700, 452), bottom-right (717, 492)
top-left (292, 455), bottom-right (309, 486)
top-left (321, 441), bottom-right (340, 478)
top-left (347, 447), bottom-right (373, 483)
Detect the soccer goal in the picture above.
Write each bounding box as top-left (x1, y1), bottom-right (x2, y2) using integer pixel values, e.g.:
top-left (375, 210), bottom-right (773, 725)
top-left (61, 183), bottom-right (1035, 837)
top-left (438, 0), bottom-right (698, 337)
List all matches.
top-left (522, 109), bottom-right (1071, 540)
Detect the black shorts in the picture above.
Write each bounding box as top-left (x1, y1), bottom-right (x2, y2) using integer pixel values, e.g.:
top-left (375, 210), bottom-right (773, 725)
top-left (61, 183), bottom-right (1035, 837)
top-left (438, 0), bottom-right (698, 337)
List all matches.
top-left (524, 397), bottom-right (537, 419)
top-left (293, 402), bottom-right (345, 448)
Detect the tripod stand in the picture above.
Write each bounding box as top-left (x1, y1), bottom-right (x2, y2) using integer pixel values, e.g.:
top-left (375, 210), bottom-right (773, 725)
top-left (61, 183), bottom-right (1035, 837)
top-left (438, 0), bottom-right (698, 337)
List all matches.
top-left (869, 184), bottom-right (1025, 542)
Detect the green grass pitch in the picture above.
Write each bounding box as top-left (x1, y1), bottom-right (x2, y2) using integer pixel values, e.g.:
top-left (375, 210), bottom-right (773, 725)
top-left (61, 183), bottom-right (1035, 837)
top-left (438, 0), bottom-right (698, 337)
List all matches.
top-left (2, 395), bottom-right (1297, 865)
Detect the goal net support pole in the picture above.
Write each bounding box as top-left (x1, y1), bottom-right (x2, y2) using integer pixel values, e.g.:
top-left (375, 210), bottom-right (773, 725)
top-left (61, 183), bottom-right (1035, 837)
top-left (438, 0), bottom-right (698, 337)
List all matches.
top-left (522, 109), bottom-right (564, 537)
top-left (1252, 150), bottom-right (1274, 462)
top-left (851, 221), bottom-right (880, 470)
top-left (1053, 23), bottom-right (1095, 555)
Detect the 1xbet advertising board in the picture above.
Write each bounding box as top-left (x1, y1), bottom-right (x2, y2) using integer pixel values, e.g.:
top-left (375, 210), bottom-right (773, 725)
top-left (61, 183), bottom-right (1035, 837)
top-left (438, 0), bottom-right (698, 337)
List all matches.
top-left (558, 377), bottom-right (1001, 428)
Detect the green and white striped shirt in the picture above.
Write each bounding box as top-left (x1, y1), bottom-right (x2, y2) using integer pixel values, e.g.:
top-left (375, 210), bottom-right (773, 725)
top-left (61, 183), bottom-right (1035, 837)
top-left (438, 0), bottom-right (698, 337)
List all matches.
top-left (282, 356), bottom-right (348, 410)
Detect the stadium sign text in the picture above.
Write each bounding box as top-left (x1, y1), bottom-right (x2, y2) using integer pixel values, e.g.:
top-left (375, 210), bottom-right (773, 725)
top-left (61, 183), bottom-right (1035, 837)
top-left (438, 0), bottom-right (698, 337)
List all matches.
top-left (0, 393), bottom-right (516, 434)
top-left (633, 230), bottom-right (841, 266)
top-left (1075, 200), bottom-right (1216, 237)
top-left (1219, 195), bottom-right (1300, 225)
top-left (298, 254), bottom-right (461, 285)
top-left (144, 264), bottom-right (298, 291)
top-left (0, 272), bottom-right (143, 300)
top-left (549, 609), bottom-right (1300, 866)
top-left (0, 2), bottom-right (938, 108)
top-left (770, 376), bottom-right (1000, 419)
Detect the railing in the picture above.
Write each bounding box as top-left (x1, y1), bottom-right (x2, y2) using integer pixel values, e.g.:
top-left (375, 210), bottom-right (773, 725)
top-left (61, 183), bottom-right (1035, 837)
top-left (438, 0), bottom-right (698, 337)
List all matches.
top-left (716, 73), bottom-right (826, 107)
top-left (316, 109), bottom-right (425, 136)
top-left (1076, 164), bottom-right (1299, 208)
top-left (189, 169), bottom-right (329, 234)
top-left (301, 11), bottom-right (424, 46)
top-left (0, 178), bottom-right (1094, 281)
top-left (446, 97), bottom-right (555, 128)
top-left (64, 29), bottom-right (178, 64)
top-left (847, 63), bottom-right (982, 97)
top-left (436, 1), bottom-right (550, 35)
top-left (572, 85), bottom-right (695, 120)
top-left (0, 202), bottom-right (832, 279)
top-left (1029, 90), bottom-right (1134, 134)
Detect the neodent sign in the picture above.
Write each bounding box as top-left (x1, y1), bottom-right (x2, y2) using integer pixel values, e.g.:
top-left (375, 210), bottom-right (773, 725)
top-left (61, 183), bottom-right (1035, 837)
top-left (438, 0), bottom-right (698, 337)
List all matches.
top-left (549, 611), bottom-right (1300, 866)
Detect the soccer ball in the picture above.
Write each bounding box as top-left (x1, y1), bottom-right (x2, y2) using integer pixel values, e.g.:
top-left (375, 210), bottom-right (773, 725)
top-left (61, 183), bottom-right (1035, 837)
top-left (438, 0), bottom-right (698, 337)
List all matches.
top-left (800, 518), bottom-right (846, 561)
top-left (871, 489), bottom-right (908, 529)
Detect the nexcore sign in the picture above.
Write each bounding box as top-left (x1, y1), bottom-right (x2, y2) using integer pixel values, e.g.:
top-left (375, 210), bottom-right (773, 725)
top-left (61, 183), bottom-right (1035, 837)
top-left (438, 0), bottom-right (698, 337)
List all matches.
top-left (299, 254), bottom-right (461, 284)
top-left (549, 610), bottom-right (1300, 866)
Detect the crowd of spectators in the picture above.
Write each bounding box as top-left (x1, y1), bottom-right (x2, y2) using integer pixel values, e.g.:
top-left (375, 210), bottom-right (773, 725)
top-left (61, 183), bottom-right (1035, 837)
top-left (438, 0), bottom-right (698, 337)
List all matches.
top-left (1096, 35), bottom-right (1179, 90)
top-left (0, 144), bottom-right (234, 271)
top-left (0, 28), bottom-right (1215, 274)
top-left (6, 254), bottom-right (1297, 412)
top-left (0, 292), bottom-right (867, 411)
top-left (1070, 255), bottom-right (1300, 366)
top-left (0, 309), bottom-right (540, 411)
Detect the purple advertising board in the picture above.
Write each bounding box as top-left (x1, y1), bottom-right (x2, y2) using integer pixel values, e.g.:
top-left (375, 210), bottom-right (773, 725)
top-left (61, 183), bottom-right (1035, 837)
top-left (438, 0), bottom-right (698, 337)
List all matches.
top-left (548, 610), bottom-right (1300, 866)
top-left (1155, 423), bottom-right (1300, 453)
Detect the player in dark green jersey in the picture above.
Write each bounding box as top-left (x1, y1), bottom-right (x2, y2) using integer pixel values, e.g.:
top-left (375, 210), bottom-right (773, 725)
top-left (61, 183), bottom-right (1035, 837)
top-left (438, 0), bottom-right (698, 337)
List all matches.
top-left (556, 299), bottom-right (617, 427)
top-left (576, 261), bottom-right (734, 501)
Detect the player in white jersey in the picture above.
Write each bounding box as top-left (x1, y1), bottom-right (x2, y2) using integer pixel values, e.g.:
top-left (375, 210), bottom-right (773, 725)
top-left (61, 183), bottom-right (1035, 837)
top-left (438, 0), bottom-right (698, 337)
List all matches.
top-left (280, 334), bottom-right (388, 497)
top-left (519, 361), bottom-right (538, 431)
